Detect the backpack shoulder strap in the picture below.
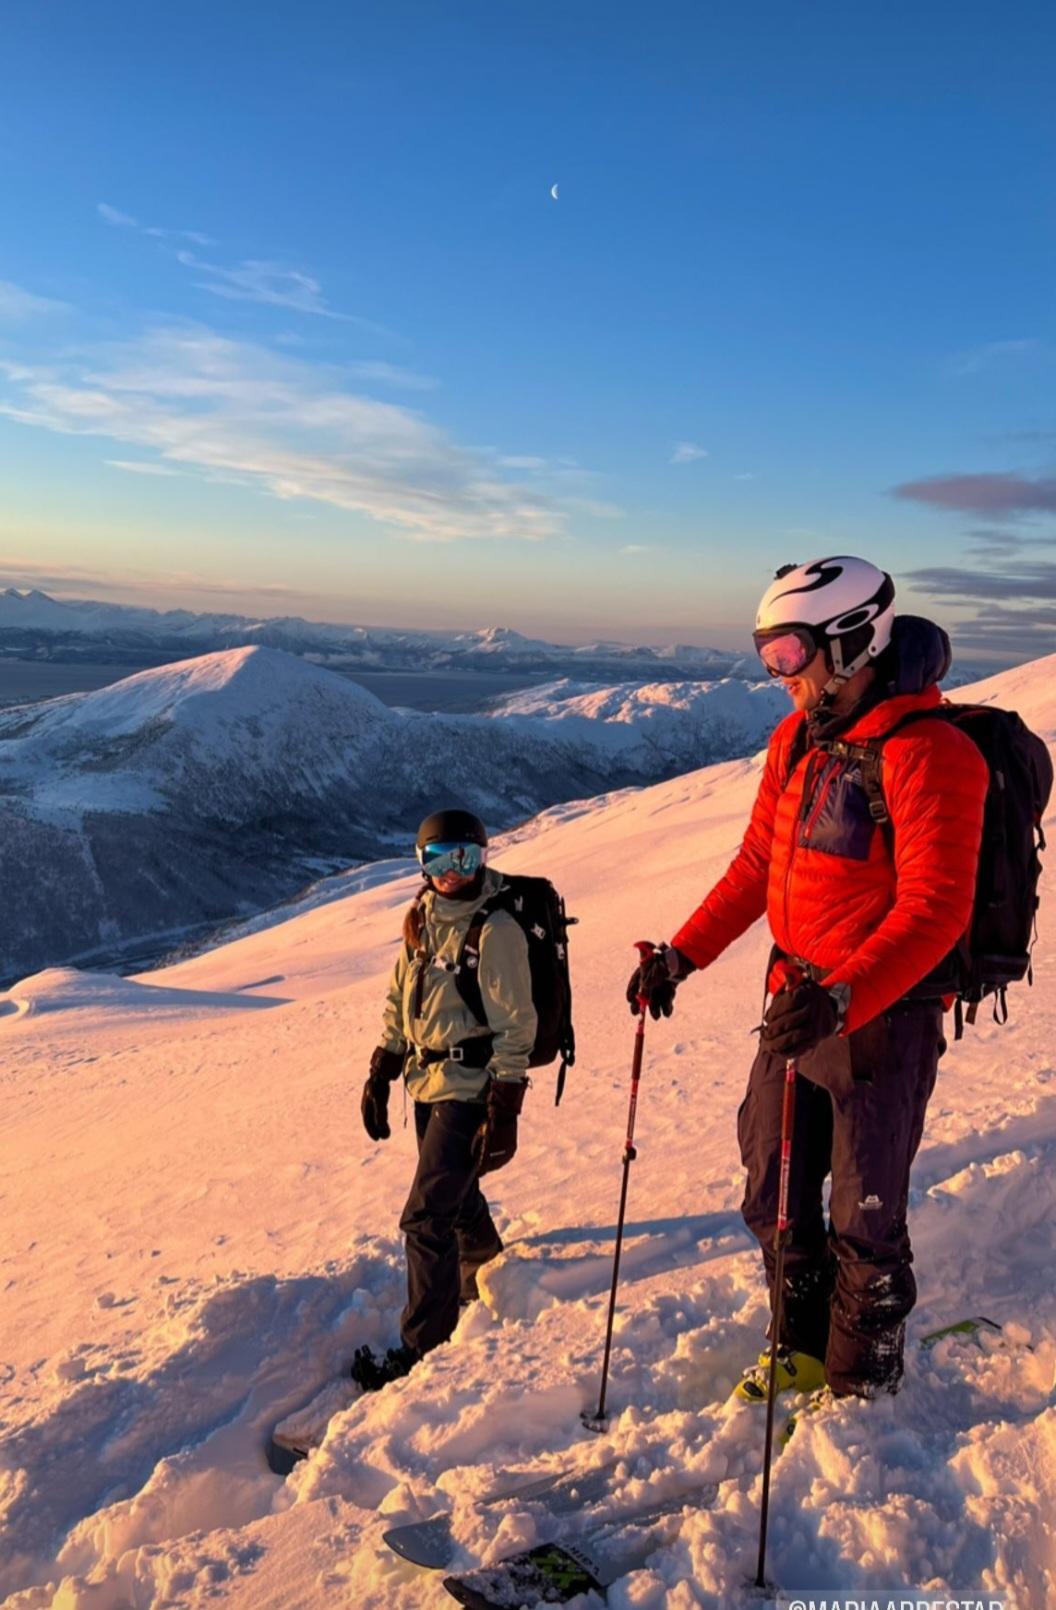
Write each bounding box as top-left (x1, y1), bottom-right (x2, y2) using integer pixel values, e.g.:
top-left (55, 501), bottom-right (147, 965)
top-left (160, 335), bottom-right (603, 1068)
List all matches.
top-left (826, 704), bottom-right (954, 829)
top-left (455, 886), bottom-right (514, 1024)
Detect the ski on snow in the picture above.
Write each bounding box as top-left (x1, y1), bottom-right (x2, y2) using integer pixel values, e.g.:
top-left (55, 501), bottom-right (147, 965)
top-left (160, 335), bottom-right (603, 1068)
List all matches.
top-left (440, 1484), bottom-right (719, 1607)
top-left (265, 1376), bottom-right (364, 1475)
top-left (383, 1459), bottom-right (621, 1568)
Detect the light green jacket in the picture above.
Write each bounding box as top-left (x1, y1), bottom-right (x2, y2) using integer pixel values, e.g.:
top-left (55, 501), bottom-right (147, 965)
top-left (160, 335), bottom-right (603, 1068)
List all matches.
top-left (381, 866), bottom-right (537, 1103)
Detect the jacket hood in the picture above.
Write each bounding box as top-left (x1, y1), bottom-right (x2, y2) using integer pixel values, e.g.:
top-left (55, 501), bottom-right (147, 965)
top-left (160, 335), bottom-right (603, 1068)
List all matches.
top-left (877, 615), bottom-right (952, 696)
top-left (808, 615), bottom-right (951, 743)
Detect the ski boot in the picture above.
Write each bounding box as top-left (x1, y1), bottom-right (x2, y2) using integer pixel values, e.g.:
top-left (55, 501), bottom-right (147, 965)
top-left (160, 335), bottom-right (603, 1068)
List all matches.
top-left (350, 1342), bottom-right (421, 1392)
top-left (732, 1348), bottom-right (826, 1404)
top-left (782, 1383), bottom-right (835, 1444)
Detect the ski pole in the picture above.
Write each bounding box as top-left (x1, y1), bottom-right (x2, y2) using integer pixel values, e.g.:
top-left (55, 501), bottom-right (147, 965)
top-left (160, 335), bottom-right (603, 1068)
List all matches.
top-left (582, 940), bottom-right (655, 1433)
top-left (755, 960), bottom-right (803, 1590)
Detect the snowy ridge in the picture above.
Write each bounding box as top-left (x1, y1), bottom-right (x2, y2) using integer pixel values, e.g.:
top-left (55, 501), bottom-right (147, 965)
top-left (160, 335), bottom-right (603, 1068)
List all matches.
top-left (0, 587), bottom-right (749, 680)
top-left (0, 647), bottom-right (787, 979)
top-left (0, 655), bottom-right (1054, 1606)
top-left (490, 676), bottom-right (782, 759)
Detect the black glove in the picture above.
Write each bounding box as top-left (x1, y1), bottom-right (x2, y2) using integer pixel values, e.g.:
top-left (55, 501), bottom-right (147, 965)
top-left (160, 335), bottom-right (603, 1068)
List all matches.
top-left (471, 1078), bottom-right (527, 1175)
top-left (625, 944), bottom-right (695, 1020)
top-left (361, 1046), bottom-right (406, 1141)
top-left (760, 978), bottom-right (841, 1058)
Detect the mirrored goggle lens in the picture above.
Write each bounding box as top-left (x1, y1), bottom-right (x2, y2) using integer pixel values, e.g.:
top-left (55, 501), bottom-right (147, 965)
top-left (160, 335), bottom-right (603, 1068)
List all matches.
top-left (416, 841), bottom-right (485, 878)
top-left (753, 629), bottom-right (815, 678)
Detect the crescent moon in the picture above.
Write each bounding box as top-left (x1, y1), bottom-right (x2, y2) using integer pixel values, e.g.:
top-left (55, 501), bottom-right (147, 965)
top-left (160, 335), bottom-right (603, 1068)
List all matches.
top-left (550, 183), bottom-right (559, 200)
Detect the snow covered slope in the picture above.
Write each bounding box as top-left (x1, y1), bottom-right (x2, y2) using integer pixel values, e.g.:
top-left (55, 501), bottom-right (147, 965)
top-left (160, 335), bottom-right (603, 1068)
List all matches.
top-left (0, 647), bottom-right (787, 979)
top-left (0, 657), bottom-right (1054, 1608)
top-left (489, 676), bottom-right (781, 767)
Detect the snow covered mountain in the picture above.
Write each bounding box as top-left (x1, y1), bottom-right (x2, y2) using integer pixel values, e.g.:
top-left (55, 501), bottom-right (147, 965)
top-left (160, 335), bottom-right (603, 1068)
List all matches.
top-left (1, 651), bottom-right (1053, 1608)
top-left (0, 646), bottom-right (787, 979)
top-left (0, 586), bottom-right (752, 679)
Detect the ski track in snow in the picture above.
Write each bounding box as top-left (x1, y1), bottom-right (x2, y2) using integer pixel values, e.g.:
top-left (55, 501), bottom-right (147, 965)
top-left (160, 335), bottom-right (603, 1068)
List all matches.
top-left (1, 657), bottom-right (1055, 1607)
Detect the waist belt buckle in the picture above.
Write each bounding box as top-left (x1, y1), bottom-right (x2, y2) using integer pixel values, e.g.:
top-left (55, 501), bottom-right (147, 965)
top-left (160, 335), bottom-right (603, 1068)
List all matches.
top-left (448, 1045), bottom-right (465, 1064)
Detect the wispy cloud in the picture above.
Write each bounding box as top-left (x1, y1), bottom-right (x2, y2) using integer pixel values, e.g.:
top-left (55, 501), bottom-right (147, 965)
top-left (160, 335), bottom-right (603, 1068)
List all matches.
top-left (0, 280), bottom-right (71, 321)
top-left (97, 203), bottom-right (139, 229)
top-left (940, 602), bottom-right (1056, 659)
top-left (906, 558), bottom-right (1056, 604)
top-left (892, 472), bottom-right (1056, 518)
top-left (670, 441), bottom-right (709, 464)
top-left (98, 201), bottom-right (214, 246)
top-left (907, 557), bottom-right (1056, 662)
top-left (620, 544), bottom-right (650, 554)
top-left (0, 325), bottom-right (580, 543)
top-left (947, 338), bottom-right (1040, 377)
top-left (346, 360), bottom-right (437, 391)
top-left (0, 557), bottom-right (356, 610)
top-left (99, 204), bottom-right (390, 332)
top-left (105, 459), bottom-right (183, 477)
top-left (176, 251), bottom-right (365, 324)
top-left (565, 497), bottom-right (622, 519)
top-left (0, 557), bottom-right (150, 594)
top-left (965, 526), bottom-right (1056, 556)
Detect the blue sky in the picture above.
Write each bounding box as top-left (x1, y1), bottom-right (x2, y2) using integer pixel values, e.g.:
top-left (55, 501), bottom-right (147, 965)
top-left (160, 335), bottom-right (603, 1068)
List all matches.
top-left (1, 0), bottom-right (1054, 657)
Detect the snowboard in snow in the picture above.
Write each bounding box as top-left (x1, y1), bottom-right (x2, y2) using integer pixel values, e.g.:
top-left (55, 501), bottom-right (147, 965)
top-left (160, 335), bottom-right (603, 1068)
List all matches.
top-left (383, 1460), bottom-right (620, 1568)
top-left (265, 1377), bottom-right (363, 1475)
top-left (920, 1315), bottom-right (1003, 1350)
top-left (441, 1483), bottom-right (719, 1606)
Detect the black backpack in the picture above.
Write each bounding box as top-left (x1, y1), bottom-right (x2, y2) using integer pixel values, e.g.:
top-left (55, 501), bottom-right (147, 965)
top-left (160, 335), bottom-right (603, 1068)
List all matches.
top-left (801, 703), bottom-right (1053, 1035)
top-left (455, 875), bottom-right (577, 1103)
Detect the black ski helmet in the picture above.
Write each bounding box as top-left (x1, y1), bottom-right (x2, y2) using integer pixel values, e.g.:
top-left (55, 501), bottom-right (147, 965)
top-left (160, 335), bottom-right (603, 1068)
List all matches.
top-left (415, 809), bottom-right (488, 850)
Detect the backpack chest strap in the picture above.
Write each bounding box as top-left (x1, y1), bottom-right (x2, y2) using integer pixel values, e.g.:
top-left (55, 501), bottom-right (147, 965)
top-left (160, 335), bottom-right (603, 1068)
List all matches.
top-left (822, 739), bottom-right (890, 825)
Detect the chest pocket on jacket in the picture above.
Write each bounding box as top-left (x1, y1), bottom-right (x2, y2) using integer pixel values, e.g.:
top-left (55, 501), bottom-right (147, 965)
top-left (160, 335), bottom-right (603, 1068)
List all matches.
top-left (798, 754), bottom-right (876, 861)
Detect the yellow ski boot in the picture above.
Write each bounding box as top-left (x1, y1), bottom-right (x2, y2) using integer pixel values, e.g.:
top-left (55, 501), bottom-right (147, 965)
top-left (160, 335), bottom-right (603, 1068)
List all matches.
top-left (732, 1348), bottom-right (827, 1404)
top-left (783, 1384), bottom-right (835, 1445)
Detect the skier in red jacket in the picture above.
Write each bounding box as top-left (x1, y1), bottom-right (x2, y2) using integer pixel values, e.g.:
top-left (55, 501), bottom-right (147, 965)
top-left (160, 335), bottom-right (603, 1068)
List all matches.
top-left (628, 556), bottom-right (989, 1402)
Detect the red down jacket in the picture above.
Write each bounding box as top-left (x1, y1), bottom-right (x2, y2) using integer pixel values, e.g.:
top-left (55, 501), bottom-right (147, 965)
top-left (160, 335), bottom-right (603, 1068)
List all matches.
top-left (671, 685), bottom-right (990, 1032)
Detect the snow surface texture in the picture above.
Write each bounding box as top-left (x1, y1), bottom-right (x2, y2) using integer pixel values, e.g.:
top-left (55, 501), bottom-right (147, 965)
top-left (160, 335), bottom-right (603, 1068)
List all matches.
top-left (1, 655), bottom-right (1054, 1607)
top-left (0, 646), bottom-right (786, 980)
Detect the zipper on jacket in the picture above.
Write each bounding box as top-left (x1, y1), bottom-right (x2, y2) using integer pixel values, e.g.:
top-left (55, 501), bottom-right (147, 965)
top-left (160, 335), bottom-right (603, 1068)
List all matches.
top-left (783, 747), bottom-right (822, 944)
top-left (800, 755), bottom-right (839, 844)
top-left (413, 914), bottom-right (429, 1022)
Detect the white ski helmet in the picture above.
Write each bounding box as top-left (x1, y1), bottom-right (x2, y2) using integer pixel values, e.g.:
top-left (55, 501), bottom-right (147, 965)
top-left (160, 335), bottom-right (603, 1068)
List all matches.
top-left (753, 555), bottom-right (895, 684)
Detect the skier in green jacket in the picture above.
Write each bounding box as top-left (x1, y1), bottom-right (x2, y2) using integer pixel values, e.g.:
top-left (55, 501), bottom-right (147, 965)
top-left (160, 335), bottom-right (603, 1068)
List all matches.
top-left (353, 808), bottom-right (534, 1389)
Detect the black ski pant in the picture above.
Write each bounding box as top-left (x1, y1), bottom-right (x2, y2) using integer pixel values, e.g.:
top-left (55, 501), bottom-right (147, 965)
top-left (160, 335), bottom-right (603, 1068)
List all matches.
top-left (737, 998), bottom-right (946, 1397)
top-left (399, 1098), bottom-right (504, 1356)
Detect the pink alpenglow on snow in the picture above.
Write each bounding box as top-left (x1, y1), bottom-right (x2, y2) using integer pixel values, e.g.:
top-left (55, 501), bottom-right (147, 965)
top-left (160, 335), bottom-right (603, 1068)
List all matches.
top-left (0, 654), bottom-right (1054, 1606)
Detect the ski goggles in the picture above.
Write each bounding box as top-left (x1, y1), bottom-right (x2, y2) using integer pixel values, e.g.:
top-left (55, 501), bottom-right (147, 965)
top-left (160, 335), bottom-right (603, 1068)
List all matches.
top-left (752, 624), bottom-right (820, 679)
top-left (416, 840), bottom-right (486, 879)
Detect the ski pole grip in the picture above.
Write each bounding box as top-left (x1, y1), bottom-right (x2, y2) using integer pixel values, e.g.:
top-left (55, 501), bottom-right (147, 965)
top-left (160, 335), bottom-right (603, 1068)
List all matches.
top-left (767, 957), bottom-right (805, 996)
top-left (633, 939), bottom-right (656, 1015)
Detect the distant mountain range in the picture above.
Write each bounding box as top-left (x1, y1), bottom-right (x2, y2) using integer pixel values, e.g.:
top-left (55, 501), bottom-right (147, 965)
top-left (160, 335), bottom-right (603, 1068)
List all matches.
top-left (0, 646), bottom-right (787, 980)
top-left (0, 587), bottom-right (757, 680)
